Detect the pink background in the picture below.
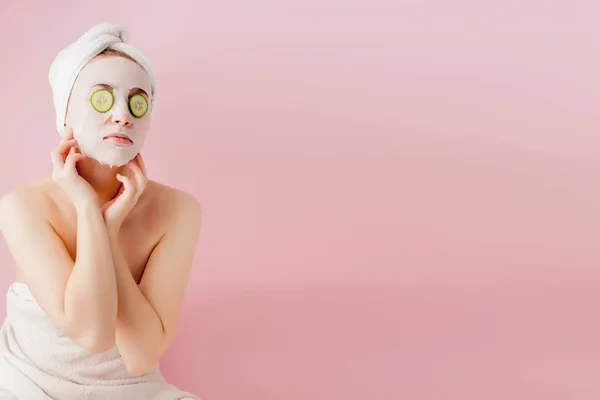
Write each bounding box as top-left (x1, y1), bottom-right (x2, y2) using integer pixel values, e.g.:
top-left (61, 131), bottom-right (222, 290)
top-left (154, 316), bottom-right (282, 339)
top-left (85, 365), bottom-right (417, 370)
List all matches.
top-left (0, 0), bottom-right (599, 398)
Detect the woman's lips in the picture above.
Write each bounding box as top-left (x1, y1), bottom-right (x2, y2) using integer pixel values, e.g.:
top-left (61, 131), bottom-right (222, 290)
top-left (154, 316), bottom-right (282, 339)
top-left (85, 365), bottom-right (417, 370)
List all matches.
top-left (103, 134), bottom-right (133, 147)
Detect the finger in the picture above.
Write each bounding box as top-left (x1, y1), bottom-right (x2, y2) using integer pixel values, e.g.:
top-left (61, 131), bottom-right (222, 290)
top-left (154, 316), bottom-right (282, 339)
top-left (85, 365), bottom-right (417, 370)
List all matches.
top-left (116, 174), bottom-right (135, 198)
top-left (51, 139), bottom-right (77, 171)
top-left (101, 198), bottom-right (115, 213)
top-left (54, 138), bottom-right (77, 156)
top-left (60, 128), bottom-right (74, 143)
top-left (51, 150), bottom-right (64, 171)
top-left (128, 162), bottom-right (146, 193)
top-left (135, 154), bottom-right (147, 177)
top-left (65, 153), bottom-right (85, 171)
top-left (64, 150), bottom-right (85, 170)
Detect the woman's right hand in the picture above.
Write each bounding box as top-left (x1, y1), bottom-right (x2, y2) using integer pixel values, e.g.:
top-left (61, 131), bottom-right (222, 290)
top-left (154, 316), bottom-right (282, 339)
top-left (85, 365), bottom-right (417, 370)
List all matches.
top-left (51, 129), bottom-right (97, 208)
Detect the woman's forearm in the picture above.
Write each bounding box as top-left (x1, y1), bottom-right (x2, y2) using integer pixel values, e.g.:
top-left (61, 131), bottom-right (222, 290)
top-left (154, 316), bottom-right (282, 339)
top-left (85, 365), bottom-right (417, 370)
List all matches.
top-left (62, 200), bottom-right (118, 352)
top-left (109, 235), bottom-right (165, 373)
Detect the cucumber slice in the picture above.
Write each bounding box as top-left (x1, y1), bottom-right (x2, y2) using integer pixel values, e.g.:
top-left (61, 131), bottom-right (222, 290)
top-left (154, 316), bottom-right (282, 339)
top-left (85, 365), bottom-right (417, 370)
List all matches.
top-left (129, 94), bottom-right (148, 118)
top-left (90, 89), bottom-right (114, 113)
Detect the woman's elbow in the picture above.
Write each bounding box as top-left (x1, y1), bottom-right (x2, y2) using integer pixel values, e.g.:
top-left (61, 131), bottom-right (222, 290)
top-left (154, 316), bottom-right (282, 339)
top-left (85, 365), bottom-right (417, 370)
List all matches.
top-left (74, 331), bottom-right (116, 354)
top-left (124, 356), bottom-right (157, 374)
top-left (121, 346), bottom-right (162, 374)
top-left (84, 338), bottom-right (115, 354)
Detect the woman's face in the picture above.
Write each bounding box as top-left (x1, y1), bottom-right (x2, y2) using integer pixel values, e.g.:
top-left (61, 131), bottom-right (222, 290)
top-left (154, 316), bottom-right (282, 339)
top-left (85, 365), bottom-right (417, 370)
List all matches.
top-left (65, 56), bottom-right (153, 167)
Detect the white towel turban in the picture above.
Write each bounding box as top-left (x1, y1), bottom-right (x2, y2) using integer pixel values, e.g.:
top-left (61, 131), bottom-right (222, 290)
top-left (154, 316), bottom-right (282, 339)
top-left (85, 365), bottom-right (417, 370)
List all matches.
top-left (48, 23), bottom-right (157, 136)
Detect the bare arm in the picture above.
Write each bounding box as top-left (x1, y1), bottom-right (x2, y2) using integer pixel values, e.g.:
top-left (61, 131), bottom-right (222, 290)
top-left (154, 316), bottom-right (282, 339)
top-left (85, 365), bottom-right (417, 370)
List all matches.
top-left (65, 200), bottom-right (118, 350)
top-left (0, 190), bottom-right (118, 353)
top-left (111, 193), bottom-right (202, 373)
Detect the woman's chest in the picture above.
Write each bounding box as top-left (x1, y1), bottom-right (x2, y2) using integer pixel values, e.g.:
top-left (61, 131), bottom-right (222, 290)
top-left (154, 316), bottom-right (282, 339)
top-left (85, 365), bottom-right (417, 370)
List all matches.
top-left (54, 214), bottom-right (163, 284)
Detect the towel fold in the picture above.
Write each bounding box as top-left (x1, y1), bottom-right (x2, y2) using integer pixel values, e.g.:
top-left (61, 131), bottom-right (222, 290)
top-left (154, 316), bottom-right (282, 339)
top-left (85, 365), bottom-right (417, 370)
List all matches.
top-left (48, 22), bottom-right (157, 137)
top-left (0, 283), bottom-right (198, 400)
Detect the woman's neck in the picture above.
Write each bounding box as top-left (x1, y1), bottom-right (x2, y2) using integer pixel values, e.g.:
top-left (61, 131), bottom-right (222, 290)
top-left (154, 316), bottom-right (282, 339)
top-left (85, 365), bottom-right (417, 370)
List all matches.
top-left (76, 158), bottom-right (126, 206)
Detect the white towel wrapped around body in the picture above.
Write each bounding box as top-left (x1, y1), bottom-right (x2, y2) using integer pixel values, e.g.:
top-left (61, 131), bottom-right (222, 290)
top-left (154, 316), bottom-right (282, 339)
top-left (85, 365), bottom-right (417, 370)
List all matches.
top-left (0, 283), bottom-right (198, 400)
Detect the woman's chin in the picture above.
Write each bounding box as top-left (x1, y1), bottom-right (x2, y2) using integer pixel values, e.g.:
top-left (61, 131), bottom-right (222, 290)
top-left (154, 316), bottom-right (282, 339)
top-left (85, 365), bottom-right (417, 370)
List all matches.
top-left (83, 149), bottom-right (137, 168)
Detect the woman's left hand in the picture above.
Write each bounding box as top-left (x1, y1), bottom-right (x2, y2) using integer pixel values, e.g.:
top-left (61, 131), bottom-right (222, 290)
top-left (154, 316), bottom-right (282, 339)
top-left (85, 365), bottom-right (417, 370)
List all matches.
top-left (102, 154), bottom-right (148, 236)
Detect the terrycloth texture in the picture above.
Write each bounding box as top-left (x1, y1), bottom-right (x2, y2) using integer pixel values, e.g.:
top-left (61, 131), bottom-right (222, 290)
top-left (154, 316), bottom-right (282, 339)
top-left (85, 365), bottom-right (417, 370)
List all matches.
top-left (0, 283), bottom-right (198, 400)
top-left (48, 22), bottom-right (157, 137)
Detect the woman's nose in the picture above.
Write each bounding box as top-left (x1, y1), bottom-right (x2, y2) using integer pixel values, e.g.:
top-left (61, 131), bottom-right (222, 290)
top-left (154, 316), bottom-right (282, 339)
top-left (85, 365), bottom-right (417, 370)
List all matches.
top-left (111, 112), bottom-right (133, 127)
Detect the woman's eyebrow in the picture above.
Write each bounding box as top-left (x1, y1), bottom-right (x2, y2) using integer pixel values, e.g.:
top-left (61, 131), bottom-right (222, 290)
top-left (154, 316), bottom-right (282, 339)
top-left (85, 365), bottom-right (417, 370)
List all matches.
top-left (90, 83), bottom-right (114, 90)
top-left (89, 84), bottom-right (149, 98)
top-left (129, 87), bottom-right (149, 97)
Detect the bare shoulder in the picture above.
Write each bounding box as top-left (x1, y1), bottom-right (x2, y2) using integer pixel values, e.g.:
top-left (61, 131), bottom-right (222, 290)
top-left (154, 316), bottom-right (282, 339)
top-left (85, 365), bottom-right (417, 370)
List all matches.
top-left (144, 180), bottom-right (202, 225)
top-left (0, 179), bottom-right (56, 228)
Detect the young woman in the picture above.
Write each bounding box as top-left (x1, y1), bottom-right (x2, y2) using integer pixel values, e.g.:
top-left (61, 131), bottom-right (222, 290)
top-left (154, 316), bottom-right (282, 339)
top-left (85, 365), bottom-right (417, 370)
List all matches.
top-left (0, 23), bottom-right (202, 399)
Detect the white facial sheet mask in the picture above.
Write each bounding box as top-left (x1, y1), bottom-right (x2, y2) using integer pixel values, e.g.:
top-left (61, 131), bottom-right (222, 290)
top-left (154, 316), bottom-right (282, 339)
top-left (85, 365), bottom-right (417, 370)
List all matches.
top-left (65, 56), bottom-right (153, 167)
